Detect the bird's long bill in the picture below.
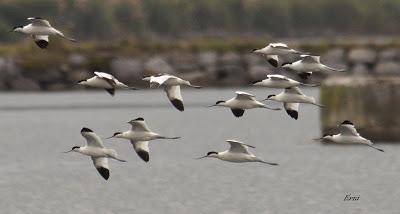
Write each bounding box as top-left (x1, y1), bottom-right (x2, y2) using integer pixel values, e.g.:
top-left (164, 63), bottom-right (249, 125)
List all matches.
top-left (312, 137), bottom-right (323, 141)
top-left (195, 155), bottom-right (208, 160)
top-left (262, 98), bottom-right (271, 102)
top-left (63, 149), bottom-right (73, 153)
top-left (104, 136), bottom-right (114, 139)
top-left (207, 104), bottom-right (217, 108)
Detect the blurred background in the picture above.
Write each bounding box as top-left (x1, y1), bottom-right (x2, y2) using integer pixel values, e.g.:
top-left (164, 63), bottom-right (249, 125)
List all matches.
top-left (0, 0), bottom-right (398, 140)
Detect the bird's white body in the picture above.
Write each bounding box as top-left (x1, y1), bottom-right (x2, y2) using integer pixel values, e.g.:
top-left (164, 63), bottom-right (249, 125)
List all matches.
top-left (12, 17), bottom-right (76, 49)
top-left (283, 55), bottom-right (344, 75)
top-left (109, 117), bottom-right (180, 162)
top-left (66, 128), bottom-right (125, 180)
top-left (78, 71), bottom-right (134, 96)
top-left (267, 87), bottom-right (322, 107)
top-left (253, 43), bottom-right (301, 56)
top-left (198, 140), bottom-right (278, 165)
top-left (142, 74), bottom-right (201, 111)
top-left (253, 74), bottom-right (316, 88)
top-left (212, 91), bottom-right (280, 117)
top-left (318, 121), bottom-right (383, 152)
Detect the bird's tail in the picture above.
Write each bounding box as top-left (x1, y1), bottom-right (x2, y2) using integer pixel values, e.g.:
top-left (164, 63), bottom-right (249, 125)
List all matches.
top-left (257, 159), bottom-right (279, 166)
top-left (366, 144), bottom-right (384, 152)
top-left (262, 105), bottom-right (281, 111)
top-left (158, 136), bottom-right (181, 140)
top-left (299, 82), bottom-right (320, 87)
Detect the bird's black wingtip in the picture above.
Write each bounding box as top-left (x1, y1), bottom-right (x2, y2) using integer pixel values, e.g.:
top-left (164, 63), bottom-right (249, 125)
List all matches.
top-left (137, 150), bottom-right (150, 162)
top-left (96, 167), bottom-right (109, 180)
top-left (341, 120), bottom-right (354, 125)
top-left (286, 110), bottom-right (298, 120)
top-left (171, 99), bottom-right (184, 111)
top-left (81, 127), bottom-right (93, 133)
top-left (35, 40), bottom-right (48, 49)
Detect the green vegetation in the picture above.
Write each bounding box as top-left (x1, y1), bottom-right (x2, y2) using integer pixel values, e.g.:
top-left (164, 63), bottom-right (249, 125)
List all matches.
top-left (1, 0), bottom-right (400, 43)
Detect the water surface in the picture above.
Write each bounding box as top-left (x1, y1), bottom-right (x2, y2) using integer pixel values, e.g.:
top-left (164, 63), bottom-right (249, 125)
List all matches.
top-left (0, 88), bottom-right (397, 214)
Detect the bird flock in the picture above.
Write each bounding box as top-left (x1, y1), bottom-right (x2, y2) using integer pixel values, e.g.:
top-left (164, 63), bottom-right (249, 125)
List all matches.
top-left (10, 17), bottom-right (384, 180)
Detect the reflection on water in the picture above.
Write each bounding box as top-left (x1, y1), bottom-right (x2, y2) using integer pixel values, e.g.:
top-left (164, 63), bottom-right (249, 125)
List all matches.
top-left (0, 88), bottom-right (398, 214)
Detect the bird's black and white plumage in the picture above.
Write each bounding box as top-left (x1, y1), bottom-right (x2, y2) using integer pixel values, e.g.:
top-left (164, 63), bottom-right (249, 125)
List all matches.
top-left (65, 127), bottom-right (126, 180)
top-left (210, 91), bottom-right (281, 117)
top-left (282, 55), bottom-right (345, 79)
top-left (107, 117), bottom-right (181, 162)
top-left (77, 71), bottom-right (137, 96)
top-left (253, 43), bottom-right (304, 67)
top-left (315, 120), bottom-right (384, 152)
top-left (197, 139), bottom-right (278, 165)
top-left (253, 74), bottom-right (318, 88)
top-left (142, 74), bottom-right (201, 111)
top-left (11, 17), bottom-right (76, 49)
top-left (265, 86), bottom-right (323, 107)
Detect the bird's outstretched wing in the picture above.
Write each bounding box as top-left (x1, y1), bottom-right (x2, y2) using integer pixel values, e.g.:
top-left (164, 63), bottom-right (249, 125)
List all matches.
top-left (32, 35), bottom-right (49, 49)
top-left (131, 140), bottom-right (150, 162)
top-left (301, 55), bottom-right (320, 63)
top-left (94, 72), bottom-right (117, 86)
top-left (284, 102), bottom-right (300, 120)
top-left (81, 128), bottom-right (104, 148)
top-left (164, 85), bottom-right (184, 111)
top-left (150, 75), bottom-right (173, 86)
top-left (130, 118), bottom-right (152, 132)
top-left (27, 17), bottom-right (51, 27)
top-left (226, 140), bottom-right (254, 154)
top-left (339, 120), bottom-right (360, 136)
top-left (235, 91), bottom-right (255, 100)
top-left (268, 74), bottom-right (290, 82)
top-left (270, 43), bottom-right (289, 49)
top-left (92, 157), bottom-right (109, 180)
top-left (284, 86), bottom-right (303, 95)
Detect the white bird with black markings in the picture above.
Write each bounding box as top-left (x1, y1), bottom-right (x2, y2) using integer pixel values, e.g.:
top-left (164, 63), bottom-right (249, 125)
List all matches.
top-left (264, 86), bottom-right (323, 108)
top-left (252, 74), bottom-right (318, 88)
top-left (197, 139), bottom-right (278, 165)
top-left (209, 91), bottom-right (281, 117)
top-left (142, 73), bottom-right (201, 111)
top-left (11, 17), bottom-right (76, 49)
top-left (107, 117), bottom-right (181, 162)
top-left (77, 71), bottom-right (137, 96)
top-left (282, 55), bottom-right (345, 79)
top-left (64, 127), bottom-right (126, 180)
top-left (314, 120), bottom-right (384, 152)
top-left (253, 43), bottom-right (303, 67)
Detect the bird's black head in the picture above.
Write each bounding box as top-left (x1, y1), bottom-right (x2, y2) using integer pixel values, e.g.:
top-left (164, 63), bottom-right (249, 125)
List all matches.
top-left (281, 62), bottom-right (292, 66)
top-left (133, 117), bottom-right (144, 121)
top-left (76, 79), bottom-right (86, 84)
top-left (207, 151), bottom-right (218, 156)
top-left (81, 127), bottom-right (93, 133)
top-left (252, 80), bottom-right (262, 84)
top-left (112, 132), bottom-right (122, 137)
top-left (71, 146), bottom-right (80, 150)
top-left (252, 48), bottom-right (257, 52)
top-left (322, 133), bottom-right (332, 137)
top-left (267, 94), bottom-right (276, 99)
top-left (215, 101), bottom-right (225, 105)
top-left (341, 120), bottom-right (353, 125)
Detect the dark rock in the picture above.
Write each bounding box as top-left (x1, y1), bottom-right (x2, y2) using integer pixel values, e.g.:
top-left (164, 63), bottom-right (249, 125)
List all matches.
top-left (9, 77), bottom-right (41, 90)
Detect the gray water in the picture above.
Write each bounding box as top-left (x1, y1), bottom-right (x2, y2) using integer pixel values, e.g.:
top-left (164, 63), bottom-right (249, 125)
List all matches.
top-left (0, 88), bottom-right (398, 214)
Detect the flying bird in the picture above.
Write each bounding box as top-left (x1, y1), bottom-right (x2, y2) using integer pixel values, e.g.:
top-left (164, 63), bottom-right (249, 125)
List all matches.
top-left (197, 139), bottom-right (278, 165)
top-left (253, 43), bottom-right (304, 67)
top-left (77, 71), bottom-right (137, 96)
top-left (264, 86), bottom-right (323, 107)
top-left (11, 17), bottom-right (76, 49)
top-left (106, 117), bottom-right (181, 162)
top-left (64, 127), bottom-right (126, 180)
top-left (142, 73), bottom-right (201, 111)
top-left (209, 91), bottom-right (281, 117)
top-left (314, 120), bottom-right (384, 152)
top-left (252, 74), bottom-right (319, 88)
top-left (282, 55), bottom-right (345, 79)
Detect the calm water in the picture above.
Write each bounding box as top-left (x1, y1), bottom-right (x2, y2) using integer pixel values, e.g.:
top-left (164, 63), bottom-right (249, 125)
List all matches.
top-left (0, 88), bottom-right (398, 214)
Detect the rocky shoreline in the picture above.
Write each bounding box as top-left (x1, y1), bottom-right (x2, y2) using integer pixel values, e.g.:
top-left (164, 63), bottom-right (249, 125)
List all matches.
top-left (0, 46), bottom-right (399, 91)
